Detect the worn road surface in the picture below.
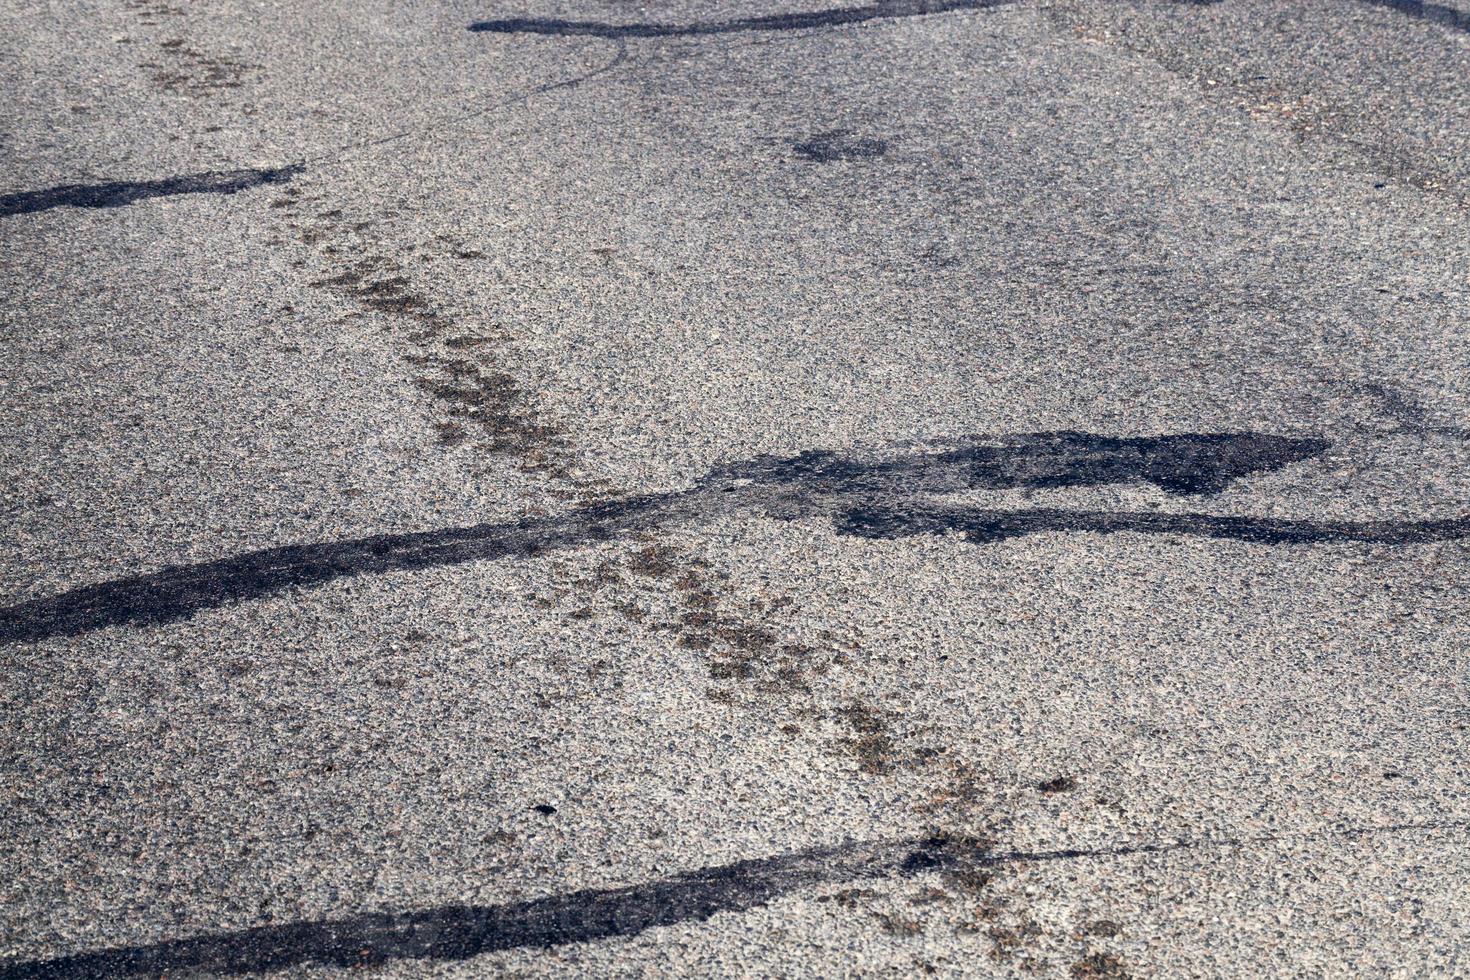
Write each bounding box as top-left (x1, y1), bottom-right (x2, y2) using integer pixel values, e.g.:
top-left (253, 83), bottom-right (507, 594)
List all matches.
top-left (3, 0), bottom-right (1470, 976)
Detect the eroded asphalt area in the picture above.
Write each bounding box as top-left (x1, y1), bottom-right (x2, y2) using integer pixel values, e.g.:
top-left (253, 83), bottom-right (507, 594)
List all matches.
top-left (3, 0), bottom-right (1470, 975)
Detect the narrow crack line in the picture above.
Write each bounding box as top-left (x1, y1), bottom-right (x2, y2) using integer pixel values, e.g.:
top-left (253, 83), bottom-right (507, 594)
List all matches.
top-left (982, 816), bottom-right (1470, 868)
top-left (299, 40), bottom-right (632, 171)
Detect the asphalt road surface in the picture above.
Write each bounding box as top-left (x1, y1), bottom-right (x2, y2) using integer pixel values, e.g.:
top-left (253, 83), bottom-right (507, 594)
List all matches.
top-left (3, 0), bottom-right (1470, 976)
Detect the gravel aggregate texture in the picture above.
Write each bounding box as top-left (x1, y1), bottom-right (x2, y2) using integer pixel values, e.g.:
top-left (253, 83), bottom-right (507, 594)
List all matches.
top-left (3, 0), bottom-right (1469, 976)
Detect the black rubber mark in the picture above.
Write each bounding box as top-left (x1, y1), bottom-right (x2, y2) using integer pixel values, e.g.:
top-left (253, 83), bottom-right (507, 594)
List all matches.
top-left (6, 818), bottom-right (1467, 978)
top-left (469, 0), bottom-right (1012, 37)
top-left (0, 165), bottom-right (302, 218)
top-left (837, 504), bottom-right (1470, 546)
top-left (793, 131), bottom-right (888, 162)
top-left (1357, 0), bottom-right (1470, 33)
top-left (5, 431), bottom-right (1467, 645)
top-left (0, 836), bottom-right (980, 979)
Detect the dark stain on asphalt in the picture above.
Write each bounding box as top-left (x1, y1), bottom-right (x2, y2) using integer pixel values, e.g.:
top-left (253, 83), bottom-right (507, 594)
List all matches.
top-left (546, 540), bottom-right (878, 767)
top-left (469, 0), bottom-right (1013, 37)
top-left (1352, 381), bottom-right (1470, 441)
top-left (836, 504), bottom-right (1470, 546)
top-left (0, 166), bottom-right (301, 218)
top-left (141, 39), bottom-right (258, 95)
top-left (0, 836), bottom-right (982, 979)
top-left (563, 552), bottom-right (887, 787)
top-left (793, 131), bottom-right (889, 162)
top-left (836, 702), bottom-right (901, 773)
top-left (271, 197), bottom-right (591, 486)
top-left (7, 431), bottom-right (1470, 644)
top-left (1358, 0), bottom-right (1470, 34)
top-left (1071, 951), bottom-right (1130, 978)
top-left (122, 0), bottom-right (184, 23)
top-left (1038, 776), bottom-right (1078, 794)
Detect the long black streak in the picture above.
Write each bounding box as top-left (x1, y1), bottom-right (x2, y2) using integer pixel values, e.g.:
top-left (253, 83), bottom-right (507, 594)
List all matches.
top-left (841, 504), bottom-right (1470, 545)
top-left (5, 431), bottom-right (1469, 644)
top-left (469, 0), bottom-right (1012, 37)
top-left (0, 165), bottom-right (301, 218)
top-left (0, 836), bottom-right (980, 979)
top-left (8, 819), bottom-right (1467, 979)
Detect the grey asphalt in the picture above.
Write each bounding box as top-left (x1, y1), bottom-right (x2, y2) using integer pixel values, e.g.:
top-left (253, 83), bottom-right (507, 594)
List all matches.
top-left (2, 0), bottom-right (1469, 975)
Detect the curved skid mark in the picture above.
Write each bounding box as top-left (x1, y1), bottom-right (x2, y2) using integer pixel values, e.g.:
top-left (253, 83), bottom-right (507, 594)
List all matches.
top-left (5, 431), bottom-right (1467, 644)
